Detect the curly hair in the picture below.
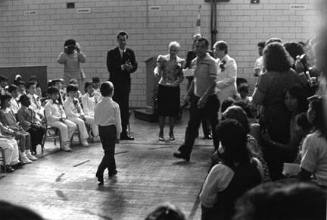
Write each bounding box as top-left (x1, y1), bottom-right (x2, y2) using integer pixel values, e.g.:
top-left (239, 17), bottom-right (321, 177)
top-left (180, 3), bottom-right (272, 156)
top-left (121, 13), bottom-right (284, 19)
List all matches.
top-left (263, 42), bottom-right (292, 72)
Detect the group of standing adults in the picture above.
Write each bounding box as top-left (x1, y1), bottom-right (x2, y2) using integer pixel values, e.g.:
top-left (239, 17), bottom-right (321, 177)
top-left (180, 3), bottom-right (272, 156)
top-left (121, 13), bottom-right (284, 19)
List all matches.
top-left (57, 31), bottom-right (137, 140)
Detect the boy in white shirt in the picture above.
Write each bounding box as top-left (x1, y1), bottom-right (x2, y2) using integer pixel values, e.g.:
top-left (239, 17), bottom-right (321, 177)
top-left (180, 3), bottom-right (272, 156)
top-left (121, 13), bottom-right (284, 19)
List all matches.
top-left (95, 81), bottom-right (121, 185)
top-left (7, 85), bottom-right (20, 114)
top-left (63, 84), bottom-right (89, 146)
top-left (26, 81), bottom-right (44, 120)
top-left (44, 87), bottom-right (77, 152)
top-left (81, 82), bottom-right (100, 142)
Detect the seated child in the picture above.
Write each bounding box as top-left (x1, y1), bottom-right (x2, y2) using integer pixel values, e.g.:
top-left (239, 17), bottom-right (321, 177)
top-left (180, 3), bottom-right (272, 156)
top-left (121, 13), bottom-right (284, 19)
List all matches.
top-left (17, 95), bottom-right (46, 155)
top-left (7, 84), bottom-right (20, 114)
top-left (81, 82), bottom-right (100, 142)
top-left (26, 81), bottom-right (44, 120)
top-left (92, 77), bottom-right (101, 101)
top-left (0, 94), bottom-right (36, 163)
top-left (44, 87), bottom-right (77, 152)
top-left (63, 84), bottom-right (89, 146)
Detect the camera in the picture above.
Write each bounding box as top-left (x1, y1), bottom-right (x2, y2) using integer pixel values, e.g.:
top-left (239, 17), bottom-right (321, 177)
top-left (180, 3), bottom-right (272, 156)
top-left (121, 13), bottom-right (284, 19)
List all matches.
top-left (65, 45), bottom-right (77, 55)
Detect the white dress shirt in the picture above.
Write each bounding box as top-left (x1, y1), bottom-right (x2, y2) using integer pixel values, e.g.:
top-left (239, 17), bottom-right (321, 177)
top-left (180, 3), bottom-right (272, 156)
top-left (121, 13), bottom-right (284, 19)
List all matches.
top-left (9, 97), bottom-right (20, 114)
top-left (81, 93), bottom-right (97, 117)
top-left (94, 97), bottom-right (122, 136)
top-left (63, 97), bottom-right (84, 119)
top-left (44, 99), bottom-right (66, 124)
top-left (216, 54), bottom-right (238, 102)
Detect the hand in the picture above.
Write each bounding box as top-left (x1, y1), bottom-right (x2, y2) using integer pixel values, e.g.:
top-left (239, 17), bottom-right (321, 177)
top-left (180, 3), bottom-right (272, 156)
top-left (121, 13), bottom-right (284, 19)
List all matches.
top-left (294, 59), bottom-right (305, 74)
top-left (197, 96), bottom-right (207, 109)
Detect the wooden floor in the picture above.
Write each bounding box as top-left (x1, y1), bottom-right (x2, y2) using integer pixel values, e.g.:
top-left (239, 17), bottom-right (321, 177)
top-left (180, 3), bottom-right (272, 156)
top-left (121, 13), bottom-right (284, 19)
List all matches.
top-left (0, 112), bottom-right (213, 220)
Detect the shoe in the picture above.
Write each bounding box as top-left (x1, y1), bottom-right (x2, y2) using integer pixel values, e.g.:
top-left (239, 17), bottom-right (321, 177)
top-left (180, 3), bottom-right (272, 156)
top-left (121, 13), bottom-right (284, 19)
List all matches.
top-left (169, 132), bottom-right (175, 141)
top-left (5, 165), bottom-right (15, 173)
top-left (96, 173), bottom-right (104, 185)
top-left (173, 152), bottom-right (190, 162)
top-left (26, 151), bottom-right (38, 161)
top-left (11, 162), bottom-right (23, 169)
top-left (120, 134), bottom-right (134, 140)
top-left (108, 170), bottom-right (117, 178)
top-left (62, 143), bottom-right (72, 152)
top-left (20, 152), bottom-right (32, 164)
top-left (81, 139), bottom-right (89, 147)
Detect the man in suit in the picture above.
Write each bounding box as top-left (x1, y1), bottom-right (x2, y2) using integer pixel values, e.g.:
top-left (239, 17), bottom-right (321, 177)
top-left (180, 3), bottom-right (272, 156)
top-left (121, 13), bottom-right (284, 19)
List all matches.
top-left (107, 31), bottom-right (138, 140)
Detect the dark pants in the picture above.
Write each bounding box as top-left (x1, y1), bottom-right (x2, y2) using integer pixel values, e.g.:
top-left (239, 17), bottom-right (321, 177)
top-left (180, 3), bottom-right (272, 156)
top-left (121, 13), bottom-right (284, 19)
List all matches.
top-left (178, 94), bottom-right (220, 156)
top-left (113, 90), bottom-right (130, 136)
top-left (28, 124), bottom-right (46, 151)
top-left (96, 125), bottom-right (117, 176)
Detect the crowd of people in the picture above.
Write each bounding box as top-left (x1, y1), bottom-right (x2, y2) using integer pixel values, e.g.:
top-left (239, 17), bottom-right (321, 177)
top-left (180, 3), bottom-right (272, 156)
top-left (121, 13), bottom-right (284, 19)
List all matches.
top-left (0, 27), bottom-right (327, 219)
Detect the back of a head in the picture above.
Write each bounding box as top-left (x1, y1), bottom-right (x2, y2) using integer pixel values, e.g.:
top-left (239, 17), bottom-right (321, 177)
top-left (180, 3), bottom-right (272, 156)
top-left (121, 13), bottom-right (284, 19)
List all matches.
top-left (222, 105), bottom-right (250, 134)
top-left (92, 77), bottom-right (100, 83)
top-left (265, 37), bottom-right (282, 45)
top-left (233, 182), bottom-right (326, 220)
top-left (0, 201), bottom-right (43, 220)
top-left (66, 84), bottom-right (78, 94)
top-left (100, 81), bottom-right (114, 97)
top-left (263, 42), bottom-right (291, 72)
top-left (64, 39), bottom-right (76, 47)
top-left (145, 203), bottom-right (186, 220)
top-left (284, 42), bottom-right (305, 62)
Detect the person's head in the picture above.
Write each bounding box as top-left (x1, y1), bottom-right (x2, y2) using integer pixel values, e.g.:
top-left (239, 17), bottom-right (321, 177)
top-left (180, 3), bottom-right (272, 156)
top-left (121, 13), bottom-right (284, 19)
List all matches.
top-left (222, 105), bottom-right (250, 134)
top-left (17, 80), bottom-right (26, 93)
top-left (215, 119), bottom-right (249, 166)
top-left (257, 41), bottom-right (266, 56)
top-left (221, 98), bottom-right (235, 113)
top-left (1, 94), bottom-right (12, 109)
top-left (0, 200), bottom-right (44, 220)
top-left (284, 86), bottom-right (308, 113)
top-left (26, 82), bottom-right (37, 95)
top-left (233, 182), bottom-right (326, 220)
top-left (69, 78), bottom-right (78, 87)
top-left (213, 40), bottom-right (228, 59)
top-left (19, 94), bottom-right (31, 107)
top-left (168, 41), bottom-right (180, 58)
top-left (0, 75), bottom-right (8, 88)
top-left (307, 95), bottom-right (327, 139)
top-left (29, 75), bottom-right (38, 84)
top-left (284, 42), bottom-right (305, 66)
top-left (47, 87), bottom-right (60, 101)
top-left (14, 74), bottom-right (22, 85)
top-left (92, 77), bottom-right (100, 89)
top-left (192, 34), bottom-right (202, 51)
top-left (265, 37), bottom-right (282, 46)
top-left (145, 203), bottom-right (186, 220)
top-left (36, 83), bottom-right (42, 97)
top-left (195, 37), bottom-right (209, 58)
top-left (66, 84), bottom-right (78, 98)
top-left (238, 84), bottom-right (249, 99)
top-left (117, 31), bottom-right (128, 50)
top-left (8, 84), bottom-right (18, 98)
top-left (64, 39), bottom-right (77, 55)
top-left (84, 81), bottom-right (94, 95)
top-left (100, 81), bottom-right (114, 97)
top-left (53, 78), bottom-right (64, 90)
top-left (263, 42), bottom-right (292, 72)
top-left (295, 112), bottom-right (312, 133)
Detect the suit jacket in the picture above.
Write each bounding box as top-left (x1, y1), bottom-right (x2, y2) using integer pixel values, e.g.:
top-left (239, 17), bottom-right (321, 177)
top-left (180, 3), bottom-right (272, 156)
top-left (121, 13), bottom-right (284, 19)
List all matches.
top-left (107, 47), bottom-right (137, 93)
top-left (16, 106), bottom-right (39, 131)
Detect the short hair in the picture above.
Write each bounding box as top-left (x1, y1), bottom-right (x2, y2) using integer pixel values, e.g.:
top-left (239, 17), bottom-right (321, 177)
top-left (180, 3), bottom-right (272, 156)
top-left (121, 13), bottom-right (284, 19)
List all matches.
top-left (233, 182), bottom-right (326, 220)
top-left (26, 81), bottom-right (36, 90)
top-left (66, 84), bottom-right (78, 94)
top-left (197, 37), bottom-right (209, 48)
top-left (47, 87), bottom-right (59, 95)
top-left (84, 81), bottom-right (93, 92)
top-left (69, 78), bottom-right (78, 85)
top-left (222, 105), bottom-right (250, 134)
top-left (257, 41), bottom-right (266, 48)
top-left (213, 40), bottom-right (228, 54)
top-left (100, 81), bottom-right (114, 97)
top-left (145, 203), bottom-right (186, 220)
top-left (284, 42), bottom-right (305, 63)
top-left (64, 39), bottom-right (76, 47)
top-left (8, 84), bottom-right (18, 93)
top-left (238, 84), bottom-right (249, 94)
top-left (221, 98), bottom-right (235, 113)
top-left (168, 41), bottom-right (180, 50)
top-left (263, 42), bottom-right (292, 72)
top-left (0, 200), bottom-right (44, 220)
top-left (117, 31), bottom-right (128, 39)
top-left (265, 37), bottom-right (282, 45)
top-left (92, 77), bottom-right (100, 83)
top-left (0, 94), bottom-right (12, 109)
top-left (19, 94), bottom-right (30, 106)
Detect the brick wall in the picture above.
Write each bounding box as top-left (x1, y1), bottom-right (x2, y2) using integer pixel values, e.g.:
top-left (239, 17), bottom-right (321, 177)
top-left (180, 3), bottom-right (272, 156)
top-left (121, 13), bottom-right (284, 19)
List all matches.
top-left (0, 0), bottom-right (318, 107)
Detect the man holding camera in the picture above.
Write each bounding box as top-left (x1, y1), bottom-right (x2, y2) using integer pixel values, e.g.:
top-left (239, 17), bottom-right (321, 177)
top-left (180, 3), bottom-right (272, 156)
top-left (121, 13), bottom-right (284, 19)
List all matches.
top-left (107, 31), bottom-right (138, 140)
top-left (57, 39), bottom-right (86, 89)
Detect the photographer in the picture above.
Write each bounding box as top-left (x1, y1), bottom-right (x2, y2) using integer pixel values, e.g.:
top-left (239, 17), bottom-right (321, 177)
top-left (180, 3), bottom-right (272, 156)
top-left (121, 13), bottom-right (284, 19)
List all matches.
top-left (57, 39), bottom-right (86, 89)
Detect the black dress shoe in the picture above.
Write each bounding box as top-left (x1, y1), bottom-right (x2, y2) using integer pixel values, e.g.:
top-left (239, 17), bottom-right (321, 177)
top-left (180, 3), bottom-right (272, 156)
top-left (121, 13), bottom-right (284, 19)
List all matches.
top-left (11, 163), bottom-right (23, 169)
top-left (108, 170), bottom-right (117, 178)
top-left (173, 152), bottom-right (190, 162)
top-left (5, 165), bottom-right (15, 173)
top-left (120, 134), bottom-right (134, 140)
top-left (96, 173), bottom-right (104, 185)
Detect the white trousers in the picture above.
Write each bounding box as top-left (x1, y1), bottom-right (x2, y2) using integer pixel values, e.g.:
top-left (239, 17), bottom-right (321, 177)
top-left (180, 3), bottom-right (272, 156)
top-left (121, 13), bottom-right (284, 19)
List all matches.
top-left (49, 119), bottom-right (77, 143)
top-left (84, 115), bottom-right (99, 137)
top-left (68, 117), bottom-right (89, 140)
top-left (0, 137), bottom-right (19, 165)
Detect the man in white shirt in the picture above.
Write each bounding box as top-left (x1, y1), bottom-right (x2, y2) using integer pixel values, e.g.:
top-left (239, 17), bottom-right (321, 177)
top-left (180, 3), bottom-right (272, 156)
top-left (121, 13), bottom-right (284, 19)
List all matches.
top-left (81, 82), bottom-right (100, 142)
top-left (254, 41), bottom-right (265, 77)
top-left (63, 84), bottom-right (89, 146)
top-left (214, 41), bottom-right (238, 105)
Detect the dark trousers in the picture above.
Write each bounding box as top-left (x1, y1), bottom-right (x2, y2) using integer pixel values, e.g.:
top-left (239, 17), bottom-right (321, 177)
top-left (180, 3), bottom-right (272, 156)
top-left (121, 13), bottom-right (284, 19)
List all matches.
top-left (28, 124), bottom-right (46, 150)
top-left (178, 94), bottom-right (220, 156)
top-left (113, 90), bottom-right (129, 135)
top-left (96, 125), bottom-right (117, 175)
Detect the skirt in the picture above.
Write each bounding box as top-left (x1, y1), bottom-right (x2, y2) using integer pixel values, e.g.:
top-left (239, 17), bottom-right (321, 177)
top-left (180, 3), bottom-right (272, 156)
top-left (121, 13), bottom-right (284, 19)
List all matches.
top-left (157, 85), bottom-right (180, 117)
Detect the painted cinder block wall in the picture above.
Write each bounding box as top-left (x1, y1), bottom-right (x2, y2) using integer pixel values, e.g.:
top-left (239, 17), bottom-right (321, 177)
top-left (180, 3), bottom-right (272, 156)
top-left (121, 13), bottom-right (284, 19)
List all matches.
top-left (0, 0), bottom-right (317, 107)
